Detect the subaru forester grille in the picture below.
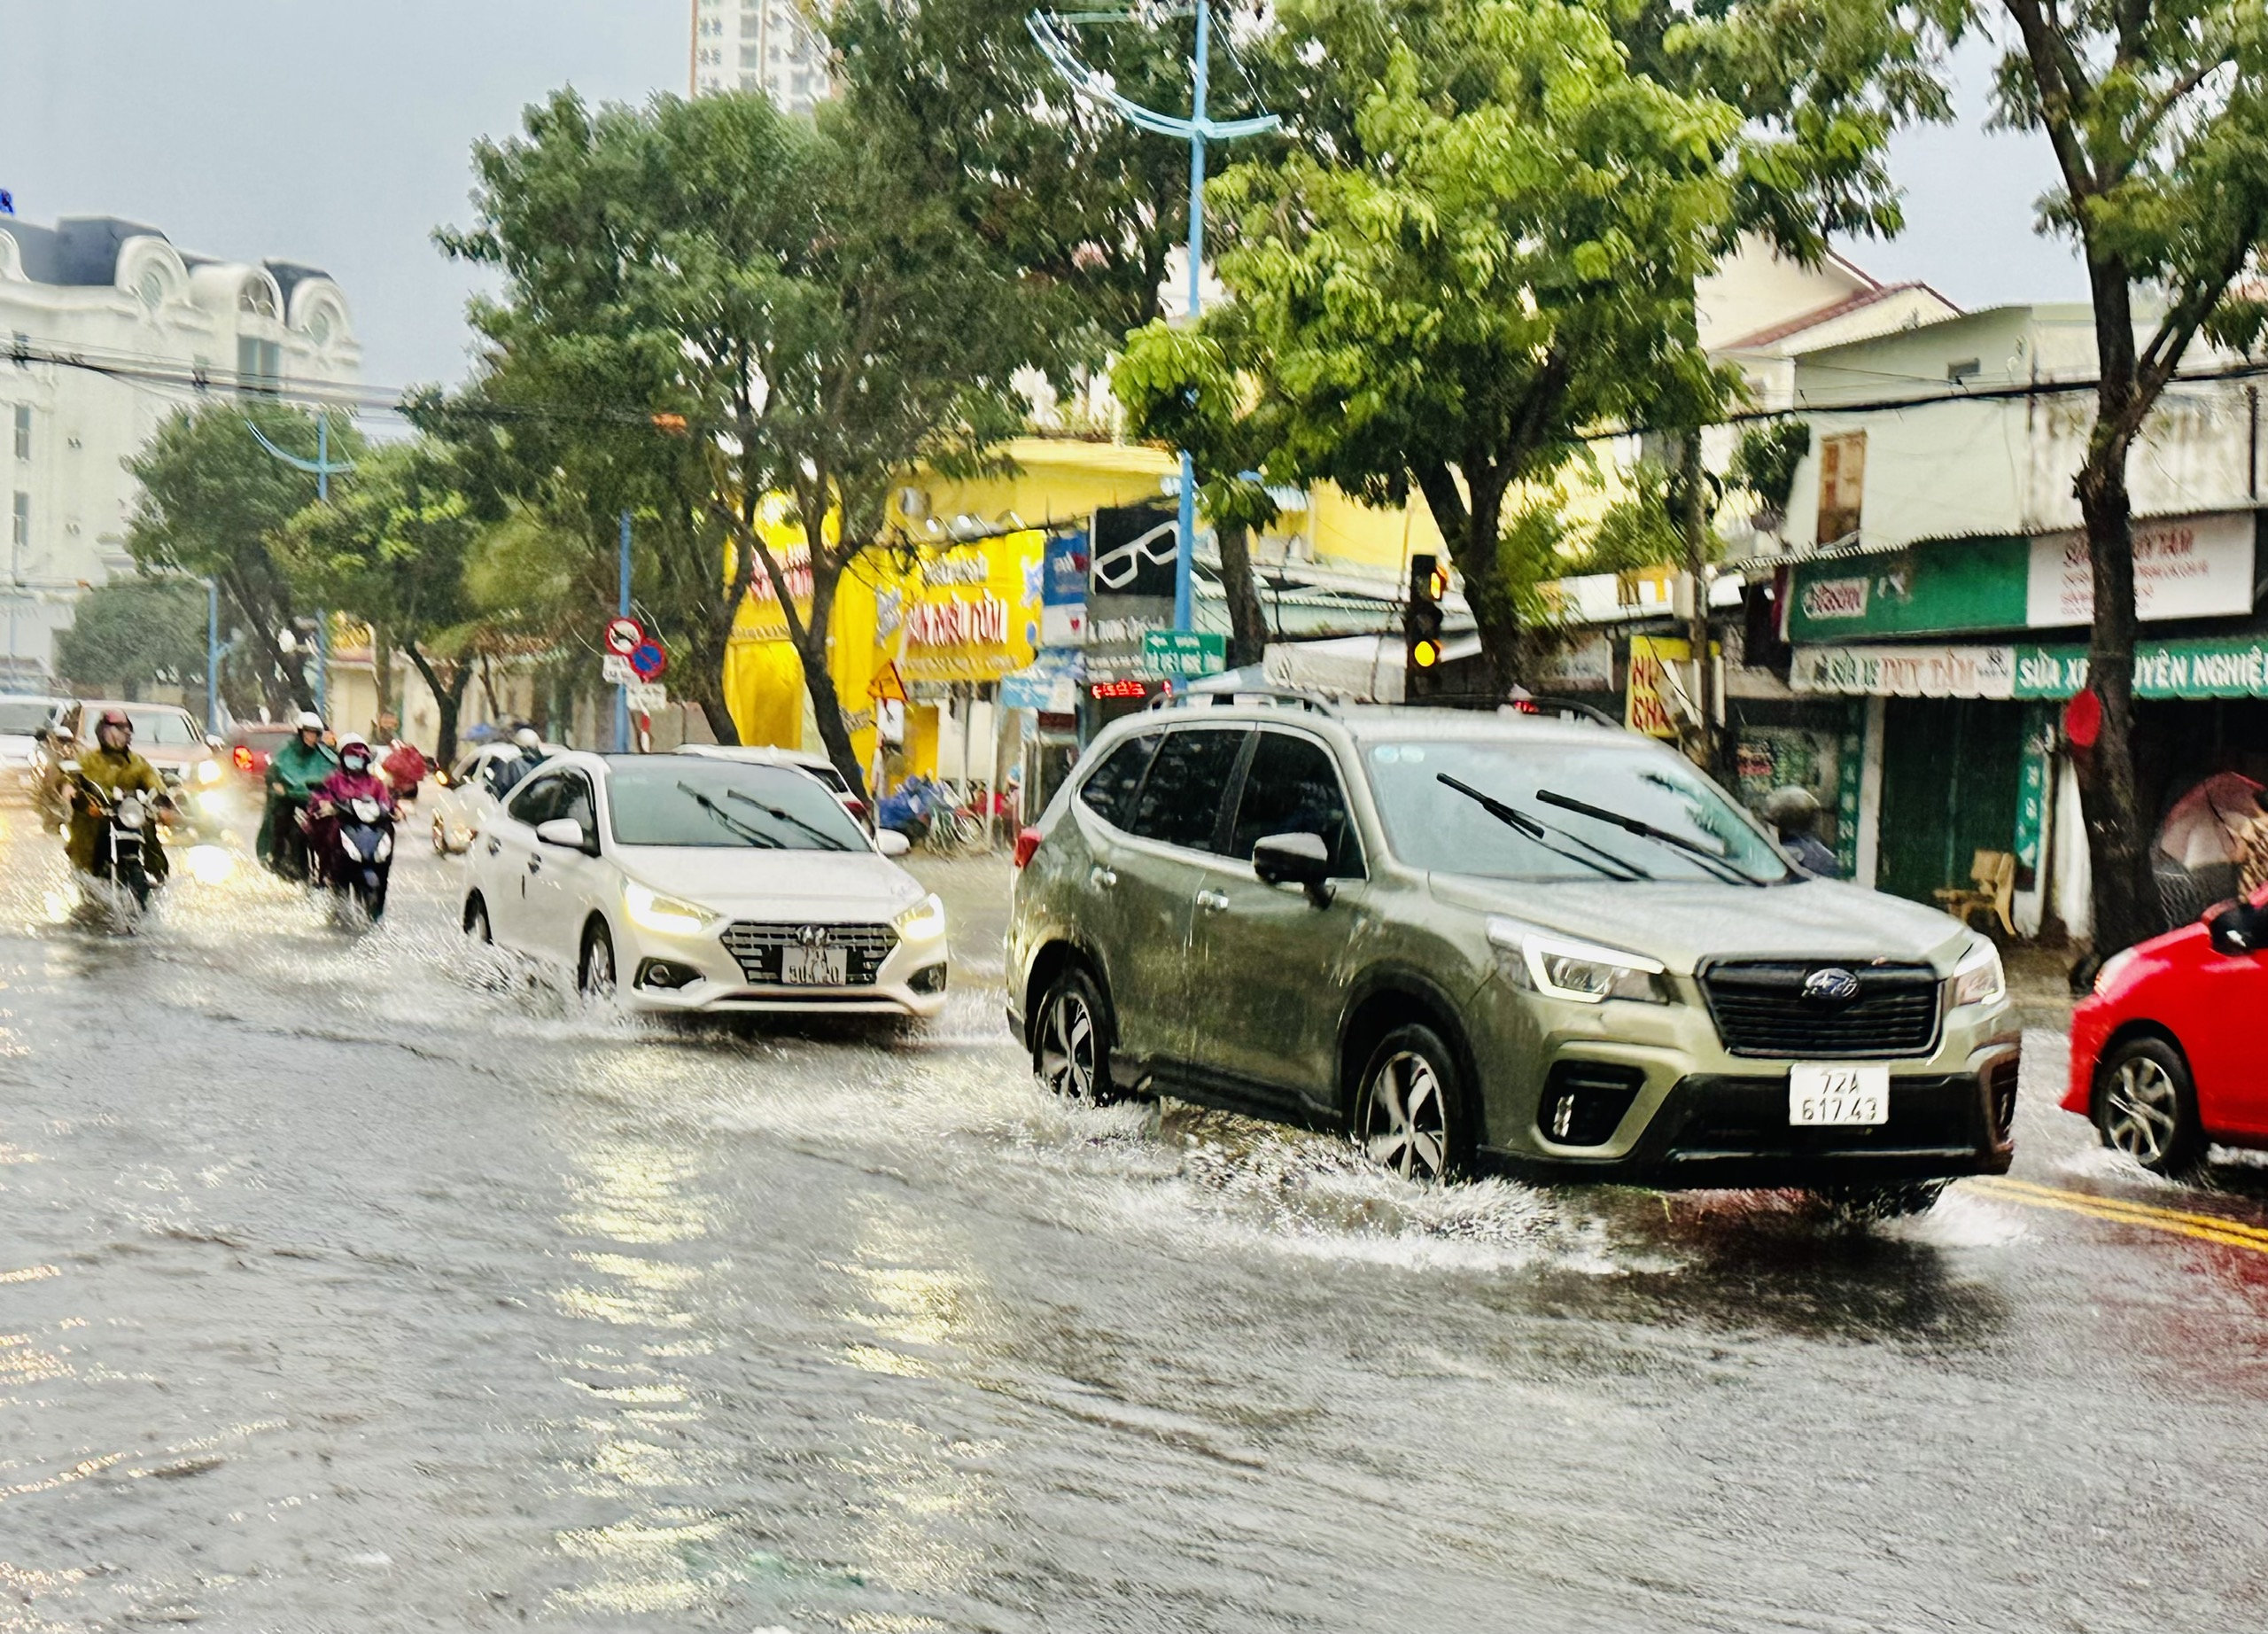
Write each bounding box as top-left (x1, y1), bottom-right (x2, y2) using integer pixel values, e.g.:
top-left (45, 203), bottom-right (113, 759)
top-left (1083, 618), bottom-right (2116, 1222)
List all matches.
top-left (1699, 961), bottom-right (1941, 1059)
top-left (718, 922), bottom-right (897, 986)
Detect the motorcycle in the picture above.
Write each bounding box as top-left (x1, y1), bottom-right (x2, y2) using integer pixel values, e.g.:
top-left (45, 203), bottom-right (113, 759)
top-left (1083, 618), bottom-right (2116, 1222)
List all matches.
top-left (321, 795), bottom-right (397, 922)
top-left (66, 766), bottom-right (163, 917)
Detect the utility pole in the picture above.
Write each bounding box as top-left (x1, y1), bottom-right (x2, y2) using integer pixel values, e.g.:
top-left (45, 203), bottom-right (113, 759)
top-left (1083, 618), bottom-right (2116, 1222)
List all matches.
top-left (245, 409), bottom-right (353, 717)
top-left (1028, 2), bottom-right (1278, 633)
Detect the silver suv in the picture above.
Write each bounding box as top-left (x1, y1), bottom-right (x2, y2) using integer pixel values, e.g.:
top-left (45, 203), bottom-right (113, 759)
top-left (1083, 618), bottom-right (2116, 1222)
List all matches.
top-left (1006, 696), bottom-right (2018, 1207)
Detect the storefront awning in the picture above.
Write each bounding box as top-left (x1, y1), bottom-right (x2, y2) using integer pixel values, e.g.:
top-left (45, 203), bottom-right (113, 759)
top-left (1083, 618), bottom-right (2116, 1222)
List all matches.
top-left (1792, 634), bottom-right (2268, 700)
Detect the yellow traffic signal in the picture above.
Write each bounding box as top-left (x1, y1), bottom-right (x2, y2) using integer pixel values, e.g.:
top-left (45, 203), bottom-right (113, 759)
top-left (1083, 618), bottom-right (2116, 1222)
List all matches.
top-left (1427, 563), bottom-right (1450, 600)
top-left (1412, 638), bottom-right (1441, 669)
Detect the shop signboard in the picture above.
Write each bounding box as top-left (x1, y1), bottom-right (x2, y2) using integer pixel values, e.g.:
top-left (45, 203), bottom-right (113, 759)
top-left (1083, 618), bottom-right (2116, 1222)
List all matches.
top-left (2012, 634), bottom-right (2268, 699)
top-left (2012, 706), bottom-right (2052, 885)
top-left (2025, 511), bottom-right (2256, 626)
top-left (1626, 635), bottom-right (1691, 737)
top-left (1001, 649), bottom-right (1081, 712)
top-left (1534, 632), bottom-right (1614, 692)
top-left (1141, 630), bottom-right (1226, 679)
top-left (1040, 530), bottom-right (1089, 649)
top-left (897, 533), bottom-right (1044, 683)
top-left (1084, 503), bottom-right (1177, 682)
top-left (1790, 642), bottom-right (2017, 699)
top-left (1786, 511), bottom-right (2259, 642)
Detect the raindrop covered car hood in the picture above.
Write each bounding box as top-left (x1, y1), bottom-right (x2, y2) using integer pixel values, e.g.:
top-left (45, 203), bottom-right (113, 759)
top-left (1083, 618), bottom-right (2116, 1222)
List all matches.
top-left (1428, 874), bottom-right (1974, 975)
top-left (615, 846), bottom-right (924, 920)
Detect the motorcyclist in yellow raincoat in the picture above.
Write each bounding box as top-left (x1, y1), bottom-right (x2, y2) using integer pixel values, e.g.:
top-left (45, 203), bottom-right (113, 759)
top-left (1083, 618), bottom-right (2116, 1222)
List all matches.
top-left (65, 708), bottom-right (173, 883)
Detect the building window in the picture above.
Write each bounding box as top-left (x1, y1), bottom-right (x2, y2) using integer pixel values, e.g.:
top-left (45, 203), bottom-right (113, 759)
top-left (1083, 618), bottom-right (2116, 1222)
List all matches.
top-left (1815, 432), bottom-right (1866, 544)
top-left (237, 336), bottom-right (283, 396)
top-left (237, 277), bottom-right (278, 319)
top-left (11, 492), bottom-right (27, 552)
top-left (11, 405), bottom-right (27, 462)
top-left (742, 42), bottom-right (761, 66)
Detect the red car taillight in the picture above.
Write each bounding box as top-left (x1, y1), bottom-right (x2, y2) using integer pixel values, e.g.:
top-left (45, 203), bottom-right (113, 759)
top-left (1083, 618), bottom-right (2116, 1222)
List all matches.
top-left (232, 745), bottom-right (254, 771)
top-left (1013, 825), bottom-right (1044, 869)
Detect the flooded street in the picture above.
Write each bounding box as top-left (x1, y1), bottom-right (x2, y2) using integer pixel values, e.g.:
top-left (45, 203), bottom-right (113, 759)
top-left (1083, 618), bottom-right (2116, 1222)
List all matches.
top-left (4, 812), bottom-right (2267, 1633)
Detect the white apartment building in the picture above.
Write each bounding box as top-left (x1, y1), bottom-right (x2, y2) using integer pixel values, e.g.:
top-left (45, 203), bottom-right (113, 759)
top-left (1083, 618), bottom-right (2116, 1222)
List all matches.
top-left (0, 214), bottom-right (360, 687)
top-left (691, 0), bottom-right (833, 115)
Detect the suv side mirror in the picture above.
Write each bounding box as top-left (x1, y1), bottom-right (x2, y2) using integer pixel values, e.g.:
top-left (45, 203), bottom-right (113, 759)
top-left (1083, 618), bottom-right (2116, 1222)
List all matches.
top-left (2208, 901), bottom-right (2267, 956)
top-left (534, 816), bottom-right (587, 851)
top-left (875, 829), bottom-right (911, 858)
top-left (1253, 831), bottom-right (1333, 903)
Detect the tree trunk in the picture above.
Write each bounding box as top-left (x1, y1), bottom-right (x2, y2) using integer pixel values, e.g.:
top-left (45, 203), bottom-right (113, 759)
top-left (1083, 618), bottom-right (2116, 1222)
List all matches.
top-left (2074, 453), bottom-right (2158, 953)
top-left (698, 695), bottom-right (742, 748)
top-left (1216, 521), bottom-right (1270, 670)
top-left (795, 559), bottom-right (872, 809)
top-left (371, 624), bottom-right (396, 735)
top-left (405, 643), bottom-right (475, 766)
top-left (1677, 424), bottom-right (1717, 773)
top-left (1414, 463), bottom-right (1519, 697)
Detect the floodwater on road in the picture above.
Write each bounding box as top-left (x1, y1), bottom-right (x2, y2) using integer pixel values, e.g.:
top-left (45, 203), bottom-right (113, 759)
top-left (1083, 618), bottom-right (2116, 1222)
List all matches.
top-left (2, 805), bottom-right (2265, 1632)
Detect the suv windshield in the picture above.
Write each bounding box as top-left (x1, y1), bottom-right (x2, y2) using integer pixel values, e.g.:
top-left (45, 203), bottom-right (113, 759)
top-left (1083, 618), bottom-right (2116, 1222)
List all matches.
top-left (1364, 738), bottom-right (1790, 884)
top-left (607, 759), bottom-right (867, 851)
top-left (121, 707), bottom-right (202, 747)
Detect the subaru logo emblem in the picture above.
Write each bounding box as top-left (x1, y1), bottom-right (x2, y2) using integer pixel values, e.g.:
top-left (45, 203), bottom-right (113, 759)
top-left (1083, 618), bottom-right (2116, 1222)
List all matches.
top-left (1802, 967), bottom-right (1861, 1004)
top-left (797, 925), bottom-right (831, 947)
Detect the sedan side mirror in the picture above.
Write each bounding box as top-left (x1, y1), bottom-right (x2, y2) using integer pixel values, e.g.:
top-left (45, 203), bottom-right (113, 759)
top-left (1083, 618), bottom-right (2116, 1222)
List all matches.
top-left (875, 829), bottom-right (912, 858)
top-left (2208, 901), bottom-right (2267, 957)
top-left (534, 817), bottom-right (586, 851)
top-left (1253, 831), bottom-right (1333, 904)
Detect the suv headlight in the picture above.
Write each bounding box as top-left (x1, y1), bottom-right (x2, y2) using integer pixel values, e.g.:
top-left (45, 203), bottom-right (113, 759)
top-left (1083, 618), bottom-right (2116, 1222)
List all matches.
top-left (894, 892), bottom-right (946, 942)
top-left (1951, 938), bottom-right (2006, 1008)
top-left (1487, 916), bottom-right (1670, 1005)
top-left (624, 880), bottom-right (715, 936)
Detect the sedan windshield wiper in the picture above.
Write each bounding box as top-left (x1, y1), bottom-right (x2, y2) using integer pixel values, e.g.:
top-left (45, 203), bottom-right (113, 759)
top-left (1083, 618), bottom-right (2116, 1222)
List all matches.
top-left (1435, 774), bottom-right (1648, 883)
top-left (677, 781), bottom-right (781, 848)
top-left (1534, 788), bottom-right (1778, 886)
top-left (726, 787), bottom-right (850, 851)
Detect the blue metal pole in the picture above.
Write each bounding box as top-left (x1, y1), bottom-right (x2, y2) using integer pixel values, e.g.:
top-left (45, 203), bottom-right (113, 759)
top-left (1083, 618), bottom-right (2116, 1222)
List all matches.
top-left (206, 580), bottom-right (221, 734)
top-left (314, 413), bottom-right (330, 719)
top-left (616, 510), bottom-right (633, 752)
top-left (1172, 1), bottom-right (1211, 635)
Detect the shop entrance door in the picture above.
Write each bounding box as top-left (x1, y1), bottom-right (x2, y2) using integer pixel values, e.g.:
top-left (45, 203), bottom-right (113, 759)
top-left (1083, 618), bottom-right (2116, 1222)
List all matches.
top-left (1878, 697), bottom-right (2023, 906)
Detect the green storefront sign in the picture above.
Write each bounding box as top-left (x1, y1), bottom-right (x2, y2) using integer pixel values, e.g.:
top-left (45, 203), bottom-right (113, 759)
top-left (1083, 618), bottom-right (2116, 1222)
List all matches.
top-left (2013, 636), bottom-right (2268, 699)
top-left (1787, 537), bottom-right (2030, 642)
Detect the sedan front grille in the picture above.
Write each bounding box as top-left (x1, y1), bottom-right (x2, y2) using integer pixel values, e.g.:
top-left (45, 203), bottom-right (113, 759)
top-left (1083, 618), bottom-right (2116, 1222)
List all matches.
top-left (1699, 961), bottom-right (1941, 1059)
top-left (718, 922), bottom-right (897, 986)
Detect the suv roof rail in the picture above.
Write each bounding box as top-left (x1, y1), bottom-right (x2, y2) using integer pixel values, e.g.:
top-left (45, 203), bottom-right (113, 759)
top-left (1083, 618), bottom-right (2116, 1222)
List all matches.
top-left (1146, 685), bottom-right (1341, 717)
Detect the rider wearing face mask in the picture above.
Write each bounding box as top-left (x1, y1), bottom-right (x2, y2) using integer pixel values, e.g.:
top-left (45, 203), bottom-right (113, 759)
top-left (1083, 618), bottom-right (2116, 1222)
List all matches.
top-left (66, 709), bottom-right (174, 883)
top-left (305, 735), bottom-right (396, 883)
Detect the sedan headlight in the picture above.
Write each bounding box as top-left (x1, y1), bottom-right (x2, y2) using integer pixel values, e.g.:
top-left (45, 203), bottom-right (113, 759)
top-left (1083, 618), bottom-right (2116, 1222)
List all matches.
top-left (894, 892), bottom-right (947, 942)
top-left (624, 880), bottom-right (716, 936)
top-left (1487, 916), bottom-right (1670, 1005)
top-left (1951, 938), bottom-right (2007, 1008)
top-left (194, 759), bottom-right (223, 786)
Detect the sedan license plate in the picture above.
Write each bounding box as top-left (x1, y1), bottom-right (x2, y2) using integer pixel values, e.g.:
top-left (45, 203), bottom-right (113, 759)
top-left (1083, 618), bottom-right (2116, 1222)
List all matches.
top-left (1789, 1064), bottom-right (1889, 1126)
top-left (780, 945), bottom-right (849, 986)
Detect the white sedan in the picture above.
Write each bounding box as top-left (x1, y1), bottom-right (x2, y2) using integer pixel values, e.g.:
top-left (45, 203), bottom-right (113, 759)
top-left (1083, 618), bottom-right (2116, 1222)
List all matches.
top-left (459, 751), bottom-right (947, 1016)
top-left (429, 740), bottom-right (557, 854)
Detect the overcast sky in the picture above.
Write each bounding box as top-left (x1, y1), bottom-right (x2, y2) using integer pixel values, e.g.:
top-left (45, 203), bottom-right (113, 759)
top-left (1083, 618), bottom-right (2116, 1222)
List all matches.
top-left (0, 4), bottom-right (2088, 393)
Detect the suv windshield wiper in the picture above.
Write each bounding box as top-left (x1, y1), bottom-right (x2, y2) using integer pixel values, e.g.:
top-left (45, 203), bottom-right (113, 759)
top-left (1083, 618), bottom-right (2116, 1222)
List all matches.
top-left (1534, 789), bottom-right (1779, 886)
top-left (726, 787), bottom-right (850, 850)
top-left (678, 781), bottom-right (781, 848)
top-left (1435, 774), bottom-right (1649, 883)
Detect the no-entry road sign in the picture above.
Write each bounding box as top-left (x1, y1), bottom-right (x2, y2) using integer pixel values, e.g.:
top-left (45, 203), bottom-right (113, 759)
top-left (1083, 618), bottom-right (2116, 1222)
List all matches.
top-left (603, 616), bottom-right (645, 657)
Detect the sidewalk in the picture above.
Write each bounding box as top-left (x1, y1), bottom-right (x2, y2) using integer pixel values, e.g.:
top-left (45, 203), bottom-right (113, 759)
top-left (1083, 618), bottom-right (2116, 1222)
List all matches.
top-left (2008, 942), bottom-right (2077, 1031)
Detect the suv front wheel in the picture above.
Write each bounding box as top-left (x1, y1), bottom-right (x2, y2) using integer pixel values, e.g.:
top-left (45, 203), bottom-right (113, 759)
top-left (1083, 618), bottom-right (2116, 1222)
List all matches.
top-left (1355, 1023), bottom-right (1472, 1184)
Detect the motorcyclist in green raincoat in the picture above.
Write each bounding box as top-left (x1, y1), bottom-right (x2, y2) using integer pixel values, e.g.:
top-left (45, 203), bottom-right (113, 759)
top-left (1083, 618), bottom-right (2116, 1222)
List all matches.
top-left (258, 712), bottom-right (338, 882)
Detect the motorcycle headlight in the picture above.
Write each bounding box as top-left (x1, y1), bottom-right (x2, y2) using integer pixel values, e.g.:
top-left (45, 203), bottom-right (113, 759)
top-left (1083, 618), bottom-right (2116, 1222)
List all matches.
top-left (194, 759), bottom-right (223, 786)
top-left (341, 835), bottom-right (365, 861)
top-left (893, 892), bottom-right (946, 942)
top-left (624, 880), bottom-right (715, 936)
top-left (1951, 938), bottom-right (2006, 1009)
top-left (1487, 916), bottom-right (1670, 1005)
top-left (115, 802), bottom-right (146, 831)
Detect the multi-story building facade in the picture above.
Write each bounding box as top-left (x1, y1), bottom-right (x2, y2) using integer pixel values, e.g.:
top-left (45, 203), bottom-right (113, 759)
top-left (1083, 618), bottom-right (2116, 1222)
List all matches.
top-left (0, 214), bottom-right (359, 688)
top-left (690, 0), bottom-right (832, 115)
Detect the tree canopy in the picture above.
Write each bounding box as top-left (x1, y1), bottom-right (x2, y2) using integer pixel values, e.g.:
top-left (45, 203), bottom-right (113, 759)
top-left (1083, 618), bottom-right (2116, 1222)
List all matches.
top-left (53, 578), bottom-right (209, 703)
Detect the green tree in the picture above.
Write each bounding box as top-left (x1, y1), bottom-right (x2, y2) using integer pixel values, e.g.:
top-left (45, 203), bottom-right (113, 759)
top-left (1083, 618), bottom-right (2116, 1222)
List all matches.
top-left (124, 403), bottom-right (365, 716)
top-left (276, 441), bottom-right (489, 764)
top-left (439, 89), bottom-right (1036, 801)
top-left (1111, 315), bottom-right (1282, 667)
top-left (53, 578), bottom-right (208, 701)
top-left (1985, 0), bottom-right (2268, 953)
top-left (1207, 0), bottom-right (1741, 691)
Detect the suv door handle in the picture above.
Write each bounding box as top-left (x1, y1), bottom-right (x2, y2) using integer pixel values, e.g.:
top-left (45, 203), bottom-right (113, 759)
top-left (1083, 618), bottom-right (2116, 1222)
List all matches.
top-left (1089, 865), bottom-right (1118, 889)
top-left (1195, 888), bottom-right (1230, 913)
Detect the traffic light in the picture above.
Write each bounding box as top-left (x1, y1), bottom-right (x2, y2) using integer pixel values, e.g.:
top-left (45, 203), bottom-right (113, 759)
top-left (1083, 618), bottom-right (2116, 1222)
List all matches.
top-left (1406, 553), bottom-right (1447, 697)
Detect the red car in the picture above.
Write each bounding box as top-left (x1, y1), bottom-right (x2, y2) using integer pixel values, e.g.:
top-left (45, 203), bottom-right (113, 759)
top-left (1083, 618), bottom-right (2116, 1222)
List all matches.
top-left (227, 722), bottom-right (296, 783)
top-left (2066, 884), bottom-right (2268, 1174)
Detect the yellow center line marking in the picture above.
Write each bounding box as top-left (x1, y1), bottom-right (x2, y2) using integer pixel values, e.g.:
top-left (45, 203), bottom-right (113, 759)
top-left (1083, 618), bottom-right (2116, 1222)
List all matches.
top-left (1968, 1176), bottom-right (2268, 1255)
